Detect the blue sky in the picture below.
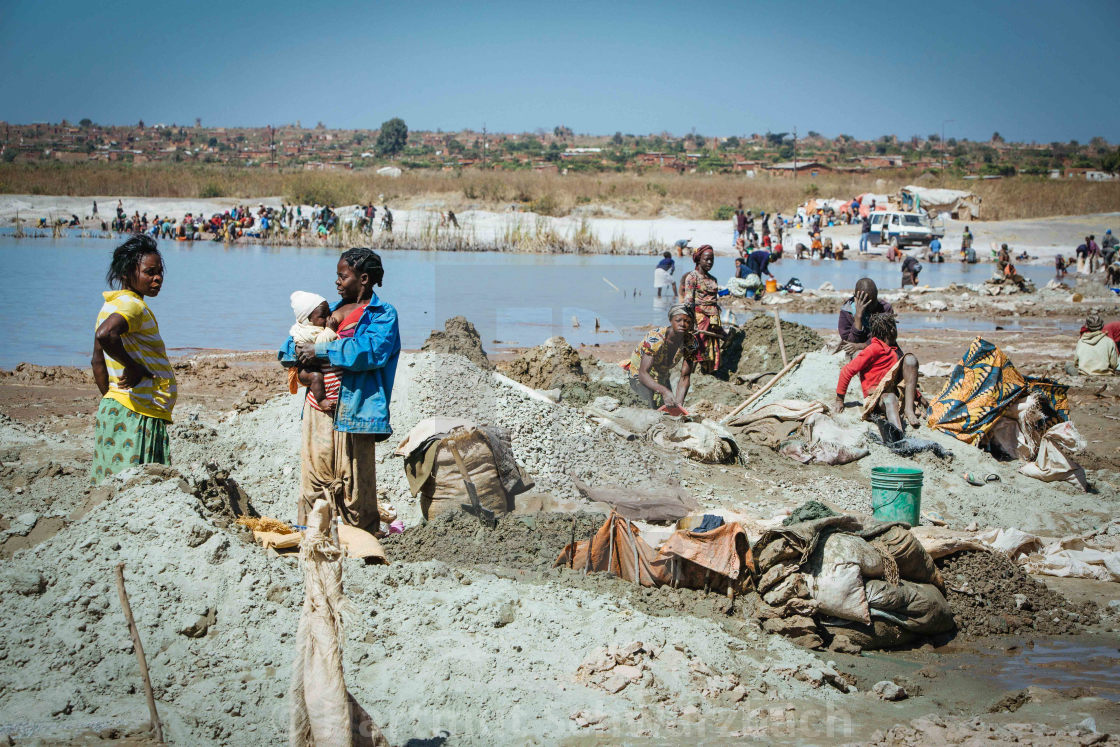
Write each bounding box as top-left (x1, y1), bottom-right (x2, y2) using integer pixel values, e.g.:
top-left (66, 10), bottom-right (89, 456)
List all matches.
top-left (1, 0), bottom-right (1117, 142)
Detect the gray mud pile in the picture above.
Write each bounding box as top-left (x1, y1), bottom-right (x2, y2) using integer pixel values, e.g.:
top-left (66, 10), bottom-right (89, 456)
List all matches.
top-left (498, 336), bottom-right (586, 390)
top-left (389, 352), bottom-right (674, 504)
top-left (0, 458), bottom-right (834, 744)
top-left (0, 468), bottom-right (299, 744)
top-left (420, 316), bottom-right (492, 370)
top-left (559, 379), bottom-right (644, 407)
top-left (0, 412), bottom-right (97, 557)
top-left (498, 337), bottom-right (647, 406)
top-left (937, 550), bottom-right (1098, 637)
top-left (384, 511), bottom-right (748, 631)
top-left (383, 511), bottom-right (604, 569)
top-left (723, 313), bottom-right (824, 376)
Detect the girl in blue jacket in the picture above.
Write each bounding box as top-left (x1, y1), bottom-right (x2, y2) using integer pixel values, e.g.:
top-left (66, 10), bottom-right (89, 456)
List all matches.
top-left (280, 247), bottom-right (401, 530)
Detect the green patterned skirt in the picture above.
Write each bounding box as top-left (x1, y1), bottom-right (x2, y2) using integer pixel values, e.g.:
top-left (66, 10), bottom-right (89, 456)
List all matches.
top-left (91, 398), bottom-right (171, 484)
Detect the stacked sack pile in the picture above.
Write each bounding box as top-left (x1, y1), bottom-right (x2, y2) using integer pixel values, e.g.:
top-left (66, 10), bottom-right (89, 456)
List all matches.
top-left (753, 514), bottom-right (955, 651)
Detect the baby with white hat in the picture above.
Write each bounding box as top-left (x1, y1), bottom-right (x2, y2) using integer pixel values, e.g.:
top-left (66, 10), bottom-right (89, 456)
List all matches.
top-left (289, 291), bottom-right (340, 412)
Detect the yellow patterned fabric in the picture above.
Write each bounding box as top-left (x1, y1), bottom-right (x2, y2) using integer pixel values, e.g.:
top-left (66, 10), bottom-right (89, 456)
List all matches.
top-left (927, 337), bottom-right (1068, 444)
top-left (624, 326), bottom-right (699, 385)
top-left (96, 290), bottom-right (177, 421)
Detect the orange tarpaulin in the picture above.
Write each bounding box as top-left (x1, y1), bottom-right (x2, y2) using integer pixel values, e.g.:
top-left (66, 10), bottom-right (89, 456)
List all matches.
top-left (556, 512), bottom-right (666, 587)
top-left (556, 513), bottom-right (755, 592)
top-left (659, 522), bottom-right (753, 580)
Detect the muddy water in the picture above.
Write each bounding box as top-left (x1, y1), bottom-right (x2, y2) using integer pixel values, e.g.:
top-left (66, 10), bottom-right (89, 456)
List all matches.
top-left (857, 634), bottom-right (1120, 702)
top-left (0, 235), bottom-right (1062, 367)
top-left (968, 637), bottom-right (1120, 700)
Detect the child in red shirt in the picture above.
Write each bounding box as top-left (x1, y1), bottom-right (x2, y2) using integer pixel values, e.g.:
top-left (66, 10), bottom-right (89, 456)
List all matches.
top-left (835, 313), bottom-right (921, 429)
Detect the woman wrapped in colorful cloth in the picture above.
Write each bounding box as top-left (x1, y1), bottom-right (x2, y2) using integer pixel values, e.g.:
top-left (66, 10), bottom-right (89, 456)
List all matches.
top-left (679, 244), bottom-right (723, 374)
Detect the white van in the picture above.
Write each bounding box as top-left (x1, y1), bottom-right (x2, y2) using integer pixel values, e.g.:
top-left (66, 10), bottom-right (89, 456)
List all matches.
top-left (869, 211), bottom-right (945, 248)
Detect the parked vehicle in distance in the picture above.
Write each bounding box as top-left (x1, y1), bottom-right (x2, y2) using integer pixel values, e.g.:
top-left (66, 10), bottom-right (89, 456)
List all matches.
top-left (869, 211), bottom-right (945, 247)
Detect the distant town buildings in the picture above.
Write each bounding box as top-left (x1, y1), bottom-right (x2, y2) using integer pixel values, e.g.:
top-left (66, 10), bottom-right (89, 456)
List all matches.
top-left (0, 121), bottom-right (1114, 179)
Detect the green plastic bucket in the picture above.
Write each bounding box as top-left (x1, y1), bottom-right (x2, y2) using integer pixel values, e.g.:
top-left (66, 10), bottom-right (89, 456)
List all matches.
top-left (870, 466), bottom-right (923, 526)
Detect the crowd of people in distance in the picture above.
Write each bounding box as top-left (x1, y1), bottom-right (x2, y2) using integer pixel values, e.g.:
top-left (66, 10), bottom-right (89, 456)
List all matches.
top-left (1063, 230), bottom-right (1120, 284)
top-left (97, 200), bottom-right (396, 242)
top-left (641, 204), bottom-right (1120, 418)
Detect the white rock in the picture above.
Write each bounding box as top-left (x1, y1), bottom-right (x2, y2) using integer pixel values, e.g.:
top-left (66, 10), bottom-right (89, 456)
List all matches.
top-left (591, 396), bottom-right (621, 412)
top-left (9, 512), bottom-right (38, 536)
top-left (601, 672), bottom-right (630, 694)
top-left (872, 680), bottom-right (907, 701)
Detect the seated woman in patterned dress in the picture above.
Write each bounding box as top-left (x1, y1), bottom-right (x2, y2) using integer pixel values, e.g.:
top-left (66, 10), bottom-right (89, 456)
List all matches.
top-left (622, 304), bottom-right (697, 410)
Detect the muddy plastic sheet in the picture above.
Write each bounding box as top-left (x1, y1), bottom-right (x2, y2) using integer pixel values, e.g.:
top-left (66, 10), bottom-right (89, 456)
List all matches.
top-left (573, 478), bottom-right (698, 523)
top-left (973, 524), bottom-right (1120, 582)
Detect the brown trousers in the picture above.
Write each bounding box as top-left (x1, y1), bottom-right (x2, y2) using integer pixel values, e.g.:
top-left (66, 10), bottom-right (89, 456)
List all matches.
top-left (298, 402), bottom-right (379, 531)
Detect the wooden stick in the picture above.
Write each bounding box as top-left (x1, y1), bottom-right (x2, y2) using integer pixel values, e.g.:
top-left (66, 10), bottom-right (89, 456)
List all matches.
top-left (492, 372), bottom-right (557, 405)
top-left (569, 518), bottom-right (576, 569)
top-left (115, 563), bottom-right (164, 744)
top-left (607, 519), bottom-right (615, 576)
top-left (583, 532), bottom-right (594, 575)
top-left (773, 310), bottom-right (788, 367)
top-left (720, 352), bottom-right (807, 424)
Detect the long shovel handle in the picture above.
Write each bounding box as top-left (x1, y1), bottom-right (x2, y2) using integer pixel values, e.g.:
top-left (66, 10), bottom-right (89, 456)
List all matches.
top-left (446, 435), bottom-right (495, 526)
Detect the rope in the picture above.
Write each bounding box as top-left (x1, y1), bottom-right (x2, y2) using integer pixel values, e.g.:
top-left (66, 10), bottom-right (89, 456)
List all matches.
top-left (870, 540), bottom-right (900, 586)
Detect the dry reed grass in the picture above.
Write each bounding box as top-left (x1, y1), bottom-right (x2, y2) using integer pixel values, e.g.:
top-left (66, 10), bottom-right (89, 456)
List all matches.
top-left (1, 163), bottom-right (1116, 221)
top-left (256, 213), bottom-right (652, 254)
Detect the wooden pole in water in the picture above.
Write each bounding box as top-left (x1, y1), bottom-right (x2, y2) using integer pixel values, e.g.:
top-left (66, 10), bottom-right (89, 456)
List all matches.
top-left (773, 310), bottom-right (788, 367)
top-left (114, 563), bottom-right (164, 744)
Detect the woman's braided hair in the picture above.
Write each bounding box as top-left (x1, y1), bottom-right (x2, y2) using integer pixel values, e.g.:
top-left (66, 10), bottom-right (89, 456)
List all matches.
top-left (106, 233), bottom-right (161, 289)
top-left (340, 247), bottom-right (384, 286)
top-left (868, 311), bottom-right (897, 341)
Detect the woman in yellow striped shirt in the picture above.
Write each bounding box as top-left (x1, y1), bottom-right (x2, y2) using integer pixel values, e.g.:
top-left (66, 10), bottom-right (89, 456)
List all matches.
top-left (90, 235), bottom-right (176, 483)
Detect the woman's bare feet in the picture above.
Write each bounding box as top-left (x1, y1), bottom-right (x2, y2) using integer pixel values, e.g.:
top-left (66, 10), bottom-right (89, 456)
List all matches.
top-left (904, 410), bottom-right (922, 429)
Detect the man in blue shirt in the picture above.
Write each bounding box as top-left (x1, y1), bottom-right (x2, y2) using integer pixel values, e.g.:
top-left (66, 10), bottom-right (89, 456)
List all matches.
top-left (745, 248), bottom-right (778, 280)
top-left (928, 237), bottom-right (943, 263)
top-left (654, 251), bottom-right (677, 297)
